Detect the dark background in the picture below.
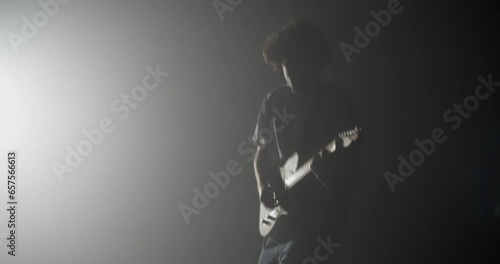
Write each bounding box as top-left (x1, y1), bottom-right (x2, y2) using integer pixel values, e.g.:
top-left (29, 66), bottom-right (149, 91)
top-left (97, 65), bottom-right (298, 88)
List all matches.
top-left (171, 0), bottom-right (499, 263)
top-left (3, 0), bottom-right (498, 263)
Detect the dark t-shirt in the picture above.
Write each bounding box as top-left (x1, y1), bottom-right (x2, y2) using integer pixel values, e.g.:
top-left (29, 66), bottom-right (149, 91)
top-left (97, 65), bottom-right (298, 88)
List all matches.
top-left (253, 83), bottom-right (362, 242)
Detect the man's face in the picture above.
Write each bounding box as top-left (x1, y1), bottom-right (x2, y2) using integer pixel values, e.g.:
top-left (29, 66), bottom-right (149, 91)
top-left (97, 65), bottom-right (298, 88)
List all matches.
top-left (282, 55), bottom-right (319, 95)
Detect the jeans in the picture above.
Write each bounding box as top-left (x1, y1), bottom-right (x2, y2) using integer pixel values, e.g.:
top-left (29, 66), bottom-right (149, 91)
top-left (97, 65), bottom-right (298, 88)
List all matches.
top-left (258, 235), bottom-right (340, 264)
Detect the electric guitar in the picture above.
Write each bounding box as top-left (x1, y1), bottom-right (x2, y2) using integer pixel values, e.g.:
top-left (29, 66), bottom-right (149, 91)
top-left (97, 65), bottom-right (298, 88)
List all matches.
top-left (258, 126), bottom-right (361, 237)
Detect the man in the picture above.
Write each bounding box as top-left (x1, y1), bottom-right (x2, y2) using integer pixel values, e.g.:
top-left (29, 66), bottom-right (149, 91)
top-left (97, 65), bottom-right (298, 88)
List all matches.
top-left (253, 21), bottom-right (363, 264)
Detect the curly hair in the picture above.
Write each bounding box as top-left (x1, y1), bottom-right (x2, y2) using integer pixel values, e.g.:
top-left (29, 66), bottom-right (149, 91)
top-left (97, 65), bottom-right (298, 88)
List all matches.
top-left (262, 21), bottom-right (330, 72)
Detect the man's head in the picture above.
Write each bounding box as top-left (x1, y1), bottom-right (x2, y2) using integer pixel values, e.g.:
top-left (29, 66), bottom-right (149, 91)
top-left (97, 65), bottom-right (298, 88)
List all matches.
top-left (262, 21), bottom-right (330, 95)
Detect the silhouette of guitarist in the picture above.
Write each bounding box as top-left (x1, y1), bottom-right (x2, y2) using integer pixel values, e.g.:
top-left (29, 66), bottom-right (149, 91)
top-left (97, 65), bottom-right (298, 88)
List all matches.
top-left (253, 21), bottom-right (363, 264)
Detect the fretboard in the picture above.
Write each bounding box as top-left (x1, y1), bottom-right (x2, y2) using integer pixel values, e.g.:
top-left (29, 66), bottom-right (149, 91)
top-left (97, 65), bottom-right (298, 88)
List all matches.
top-left (284, 157), bottom-right (314, 190)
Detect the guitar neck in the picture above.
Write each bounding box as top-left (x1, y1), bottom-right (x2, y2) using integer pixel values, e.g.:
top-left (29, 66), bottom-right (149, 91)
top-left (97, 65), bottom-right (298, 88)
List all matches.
top-left (282, 126), bottom-right (361, 190)
top-left (283, 157), bottom-right (314, 190)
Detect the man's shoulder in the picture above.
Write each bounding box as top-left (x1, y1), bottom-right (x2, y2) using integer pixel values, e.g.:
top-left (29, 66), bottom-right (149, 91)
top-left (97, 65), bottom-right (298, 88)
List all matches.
top-left (320, 83), bottom-right (357, 107)
top-left (320, 83), bottom-right (354, 101)
top-left (261, 83), bottom-right (290, 109)
top-left (319, 83), bottom-right (360, 124)
top-left (264, 83), bottom-right (290, 100)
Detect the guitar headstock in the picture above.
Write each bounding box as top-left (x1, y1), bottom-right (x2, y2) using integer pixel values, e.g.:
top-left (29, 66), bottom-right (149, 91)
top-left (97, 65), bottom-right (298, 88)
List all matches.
top-left (324, 126), bottom-right (362, 153)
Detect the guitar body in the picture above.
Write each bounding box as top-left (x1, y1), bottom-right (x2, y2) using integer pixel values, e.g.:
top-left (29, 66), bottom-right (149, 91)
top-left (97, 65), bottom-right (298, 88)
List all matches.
top-left (258, 126), bottom-right (361, 237)
top-left (259, 203), bottom-right (287, 237)
top-left (259, 153), bottom-right (299, 237)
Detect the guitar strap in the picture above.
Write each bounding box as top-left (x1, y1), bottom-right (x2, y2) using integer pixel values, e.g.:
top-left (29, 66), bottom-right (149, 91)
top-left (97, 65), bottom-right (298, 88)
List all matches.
top-left (272, 117), bottom-right (284, 161)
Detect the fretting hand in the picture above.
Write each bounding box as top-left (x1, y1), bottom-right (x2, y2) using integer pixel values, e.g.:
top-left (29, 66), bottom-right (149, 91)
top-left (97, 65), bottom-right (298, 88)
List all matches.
top-left (310, 138), bottom-right (345, 190)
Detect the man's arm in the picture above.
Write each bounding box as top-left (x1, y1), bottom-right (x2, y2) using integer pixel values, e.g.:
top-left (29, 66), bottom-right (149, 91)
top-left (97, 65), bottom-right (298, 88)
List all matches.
top-left (253, 146), bottom-right (266, 199)
top-left (310, 87), bottom-right (362, 191)
top-left (253, 143), bottom-right (282, 201)
top-left (311, 132), bottom-right (363, 192)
